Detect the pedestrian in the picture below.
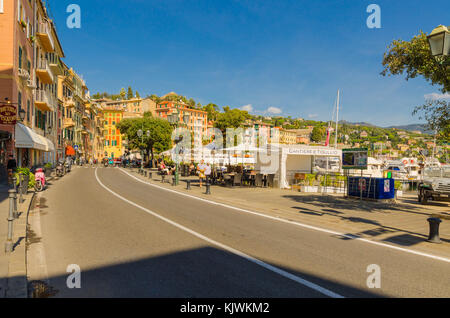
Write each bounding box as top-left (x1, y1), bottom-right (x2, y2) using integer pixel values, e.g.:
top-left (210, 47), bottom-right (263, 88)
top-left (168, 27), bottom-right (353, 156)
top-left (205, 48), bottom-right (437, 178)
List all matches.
top-left (197, 160), bottom-right (207, 188)
top-left (205, 162), bottom-right (212, 184)
top-left (7, 154), bottom-right (17, 185)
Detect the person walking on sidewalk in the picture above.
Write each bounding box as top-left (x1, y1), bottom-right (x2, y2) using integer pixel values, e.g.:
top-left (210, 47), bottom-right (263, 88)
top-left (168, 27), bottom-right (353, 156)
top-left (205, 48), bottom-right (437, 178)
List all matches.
top-left (205, 162), bottom-right (212, 184)
top-left (7, 154), bottom-right (17, 185)
top-left (197, 160), bottom-right (207, 188)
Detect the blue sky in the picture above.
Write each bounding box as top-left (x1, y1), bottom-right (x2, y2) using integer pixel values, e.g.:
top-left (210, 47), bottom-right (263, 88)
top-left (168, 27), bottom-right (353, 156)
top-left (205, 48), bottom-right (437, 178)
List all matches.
top-left (46, 0), bottom-right (449, 126)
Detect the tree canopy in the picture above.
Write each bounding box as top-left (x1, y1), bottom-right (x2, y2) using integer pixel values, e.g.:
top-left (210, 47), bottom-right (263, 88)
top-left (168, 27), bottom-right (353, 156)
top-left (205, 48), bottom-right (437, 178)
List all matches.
top-left (116, 116), bottom-right (173, 158)
top-left (381, 31), bottom-right (450, 93)
top-left (214, 106), bottom-right (251, 132)
top-left (413, 99), bottom-right (450, 141)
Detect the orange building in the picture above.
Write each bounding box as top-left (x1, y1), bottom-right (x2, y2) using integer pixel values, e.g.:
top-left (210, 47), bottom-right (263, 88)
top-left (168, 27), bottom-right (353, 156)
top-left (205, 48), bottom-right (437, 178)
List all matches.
top-left (155, 101), bottom-right (208, 144)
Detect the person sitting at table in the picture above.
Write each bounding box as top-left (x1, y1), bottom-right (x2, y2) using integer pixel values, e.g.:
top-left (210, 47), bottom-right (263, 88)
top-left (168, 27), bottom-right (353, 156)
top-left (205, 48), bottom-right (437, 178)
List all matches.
top-left (159, 161), bottom-right (169, 175)
top-left (189, 162), bottom-right (195, 176)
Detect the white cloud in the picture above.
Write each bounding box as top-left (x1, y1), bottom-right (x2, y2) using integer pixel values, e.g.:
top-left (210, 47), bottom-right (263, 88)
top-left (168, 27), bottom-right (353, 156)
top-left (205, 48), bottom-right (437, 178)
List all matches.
top-left (308, 113), bottom-right (318, 118)
top-left (266, 106), bottom-right (282, 114)
top-left (424, 92), bottom-right (450, 100)
top-left (240, 104), bottom-right (253, 112)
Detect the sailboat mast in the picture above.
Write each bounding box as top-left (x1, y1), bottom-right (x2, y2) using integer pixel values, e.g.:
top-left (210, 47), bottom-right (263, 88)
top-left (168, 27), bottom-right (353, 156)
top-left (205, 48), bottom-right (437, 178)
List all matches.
top-left (335, 90), bottom-right (340, 148)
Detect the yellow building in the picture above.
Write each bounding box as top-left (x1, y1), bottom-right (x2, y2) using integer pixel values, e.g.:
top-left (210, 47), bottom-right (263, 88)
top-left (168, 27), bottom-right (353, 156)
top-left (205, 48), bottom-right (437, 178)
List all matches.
top-left (102, 106), bottom-right (124, 158)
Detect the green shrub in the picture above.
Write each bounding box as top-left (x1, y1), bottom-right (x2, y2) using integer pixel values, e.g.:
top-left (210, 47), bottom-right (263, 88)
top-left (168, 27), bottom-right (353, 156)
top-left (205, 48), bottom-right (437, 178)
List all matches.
top-left (13, 168), bottom-right (35, 188)
top-left (44, 162), bottom-right (52, 168)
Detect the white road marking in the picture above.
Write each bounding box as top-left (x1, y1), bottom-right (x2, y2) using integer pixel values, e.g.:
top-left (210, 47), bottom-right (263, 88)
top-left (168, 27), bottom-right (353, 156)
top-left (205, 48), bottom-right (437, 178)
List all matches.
top-left (95, 168), bottom-right (344, 298)
top-left (118, 168), bottom-right (450, 264)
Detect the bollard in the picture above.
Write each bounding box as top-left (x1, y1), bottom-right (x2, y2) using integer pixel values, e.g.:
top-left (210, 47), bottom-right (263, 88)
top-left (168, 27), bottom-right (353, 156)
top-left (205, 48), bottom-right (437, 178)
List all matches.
top-left (144, 171), bottom-right (147, 177)
top-left (172, 176), bottom-right (176, 186)
top-left (5, 190), bottom-right (16, 253)
top-left (205, 182), bottom-right (211, 195)
top-left (161, 175), bottom-right (165, 183)
top-left (427, 217), bottom-right (442, 243)
top-left (12, 176), bottom-right (17, 217)
top-left (12, 190), bottom-right (19, 219)
top-left (186, 180), bottom-right (191, 190)
top-left (18, 174), bottom-right (24, 204)
top-left (149, 172), bottom-right (152, 179)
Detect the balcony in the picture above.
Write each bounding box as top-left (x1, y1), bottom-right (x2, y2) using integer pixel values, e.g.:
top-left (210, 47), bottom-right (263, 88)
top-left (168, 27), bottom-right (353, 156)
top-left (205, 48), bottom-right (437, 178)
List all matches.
top-left (48, 53), bottom-right (62, 76)
top-left (36, 21), bottom-right (54, 52)
top-left (18, 68), bottom-right (30, 80)
top-left (35, 90), bottom-right (52, 111)
top-left (63, 118), bottom-right (75, 128)
top-left (63, 97), bottom-right (75, 108)
top-left (36, 59), bottom-right (54, 84)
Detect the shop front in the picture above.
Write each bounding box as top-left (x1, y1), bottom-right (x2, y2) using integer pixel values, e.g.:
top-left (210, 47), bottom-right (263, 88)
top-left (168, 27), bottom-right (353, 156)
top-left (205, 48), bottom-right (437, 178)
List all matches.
top-left (15, 123), bottom-right (55, 168)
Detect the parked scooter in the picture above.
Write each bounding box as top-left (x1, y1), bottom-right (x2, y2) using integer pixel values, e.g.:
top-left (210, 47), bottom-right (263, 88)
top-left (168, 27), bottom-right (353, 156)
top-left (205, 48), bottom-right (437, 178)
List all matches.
top-left (56, 161), bottom-right (65, 177)
top-left (34, 168), bottom-right (46, 192)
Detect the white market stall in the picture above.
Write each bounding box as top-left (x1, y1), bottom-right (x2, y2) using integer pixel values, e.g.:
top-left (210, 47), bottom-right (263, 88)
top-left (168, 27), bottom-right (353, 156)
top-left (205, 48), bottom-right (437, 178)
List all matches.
top-left (255, 144), bottom-right (342, 189)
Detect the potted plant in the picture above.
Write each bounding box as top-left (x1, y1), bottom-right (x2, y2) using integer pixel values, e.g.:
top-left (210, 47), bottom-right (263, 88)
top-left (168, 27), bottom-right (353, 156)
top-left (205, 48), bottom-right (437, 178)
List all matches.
top-left (44, 162), bottom-right (53, 177)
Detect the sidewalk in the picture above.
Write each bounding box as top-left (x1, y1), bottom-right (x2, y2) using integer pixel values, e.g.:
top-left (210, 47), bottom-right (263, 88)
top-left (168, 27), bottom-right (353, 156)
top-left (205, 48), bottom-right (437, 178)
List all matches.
top-left (0, 182), bottom-right (35, 298)
top-left (129, 168), bottom-right (450, 259)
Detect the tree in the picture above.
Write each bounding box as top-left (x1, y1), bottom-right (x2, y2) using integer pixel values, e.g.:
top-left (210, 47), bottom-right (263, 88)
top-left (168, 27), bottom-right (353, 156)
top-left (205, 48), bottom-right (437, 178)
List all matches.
top-left (116, 117), bottom-right (173, 162)
top-left (202, 103), bottom-right (219, 121)
top-left (381, 31), bottom-right (450, 93)
top-left (127, 86), bottom-right (133, 100)
top-left (147, 94), bottom-right (161, 104)
top-left (119, 88), bottom-right (126, 100)
top-left (311, 126), bottom-right (326, 143)
top-left (214, 107), bottom-right (251, 132)
top-left (135, 91), bottom-right (140, 99)
top-left (382, 31), bottom-right (450, 138)
top-left (413, 99), bottom-right (450, 141)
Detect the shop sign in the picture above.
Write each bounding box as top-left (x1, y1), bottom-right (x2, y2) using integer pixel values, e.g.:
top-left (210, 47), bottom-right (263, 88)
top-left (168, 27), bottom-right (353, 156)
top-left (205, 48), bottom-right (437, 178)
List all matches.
top-left (0, 104), bottom-right (17, 125)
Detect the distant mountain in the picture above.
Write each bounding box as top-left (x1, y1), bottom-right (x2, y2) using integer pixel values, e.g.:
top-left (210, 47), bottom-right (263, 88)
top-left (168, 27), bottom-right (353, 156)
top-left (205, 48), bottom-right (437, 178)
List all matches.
top-left (338, 120), bottom-right (376, 127)
top-left (384, 124), bottom-right (432, 134)
top-left (338, 120), bottom-right (431, 134)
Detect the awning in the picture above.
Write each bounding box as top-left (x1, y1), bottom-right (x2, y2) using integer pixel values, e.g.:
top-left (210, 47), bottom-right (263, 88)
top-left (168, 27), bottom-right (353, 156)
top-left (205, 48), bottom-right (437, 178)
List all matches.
top-left (15, 123), bottom-right (46, 151)
top-left (15, 123), bottom-right (55, 152)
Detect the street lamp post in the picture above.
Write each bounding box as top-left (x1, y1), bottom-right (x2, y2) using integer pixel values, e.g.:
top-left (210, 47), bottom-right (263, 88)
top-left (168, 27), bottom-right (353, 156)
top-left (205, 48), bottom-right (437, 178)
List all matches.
top-left (427, 25), bottom-right (450, 69)
top-left (137, 128), bottom-right (143, 170)
top-left (167, 109), bottom-right (190, 186)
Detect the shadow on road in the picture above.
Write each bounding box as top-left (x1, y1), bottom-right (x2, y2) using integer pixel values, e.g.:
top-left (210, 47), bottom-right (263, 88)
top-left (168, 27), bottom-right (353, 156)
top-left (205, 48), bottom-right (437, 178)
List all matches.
top-left (25, 247), bottom-right (382, 298)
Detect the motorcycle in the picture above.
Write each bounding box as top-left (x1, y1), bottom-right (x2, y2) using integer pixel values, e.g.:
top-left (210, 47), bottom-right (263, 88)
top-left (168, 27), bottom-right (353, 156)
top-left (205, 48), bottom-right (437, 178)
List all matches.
top-left (64, 161), bottom-right (71, 173)
top-left (34, 168), bottom-right (46, 192)
top-left (56, 162), bottom-right (65, 177)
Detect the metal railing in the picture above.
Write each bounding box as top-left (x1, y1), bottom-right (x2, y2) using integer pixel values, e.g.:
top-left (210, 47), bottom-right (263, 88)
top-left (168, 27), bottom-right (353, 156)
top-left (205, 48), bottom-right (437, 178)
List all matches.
top-left (37, 21), bottom-right (55, 51)
top-left (35, 89), bottom-right (50, 105)
top-left (36, 59), bottom-right (54, 82)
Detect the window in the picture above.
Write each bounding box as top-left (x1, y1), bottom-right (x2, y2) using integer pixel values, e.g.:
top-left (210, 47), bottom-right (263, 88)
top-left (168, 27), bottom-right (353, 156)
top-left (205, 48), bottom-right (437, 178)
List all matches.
top-left (18, 46), bottom-right (22, 68)
top-left (18, 92), bottom-right (22, 111)
top-left (27, 100), bottom-right (30, 122)
top-left (0, 0), bottom-right (3, 13)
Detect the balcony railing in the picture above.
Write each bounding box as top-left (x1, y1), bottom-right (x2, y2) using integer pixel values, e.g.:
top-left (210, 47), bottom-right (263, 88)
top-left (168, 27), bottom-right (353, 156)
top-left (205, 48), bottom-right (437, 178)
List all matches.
top-left (35, 89), bottom-right (52, 111)
top-left (63, 97), bottom-right (75, 108)
top-left (36, 21), bottom-right (54, 52)
top-left (36, 59), bottom-right (54, 83)
top-left (18, 68), bottom-right (30, 80)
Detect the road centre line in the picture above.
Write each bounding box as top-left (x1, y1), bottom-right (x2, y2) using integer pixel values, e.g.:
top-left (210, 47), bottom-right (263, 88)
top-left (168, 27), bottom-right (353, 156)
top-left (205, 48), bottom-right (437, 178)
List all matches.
top-left (95, 168), bottom-right (344, 298)
top-left (118, 167), bottom-right (450, 264)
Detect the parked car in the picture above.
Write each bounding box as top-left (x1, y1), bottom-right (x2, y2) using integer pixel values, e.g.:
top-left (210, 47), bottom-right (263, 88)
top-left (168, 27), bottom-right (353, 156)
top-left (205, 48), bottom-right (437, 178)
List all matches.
top-left (418, 166), bottom-right (450, 205)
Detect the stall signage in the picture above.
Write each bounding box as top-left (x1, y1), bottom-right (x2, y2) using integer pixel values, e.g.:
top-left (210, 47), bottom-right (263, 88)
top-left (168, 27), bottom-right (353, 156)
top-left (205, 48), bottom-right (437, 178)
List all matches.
top-left (287, 148), bottom-right (341, 156)
top-left (342, 148), bottom-right (368, 170)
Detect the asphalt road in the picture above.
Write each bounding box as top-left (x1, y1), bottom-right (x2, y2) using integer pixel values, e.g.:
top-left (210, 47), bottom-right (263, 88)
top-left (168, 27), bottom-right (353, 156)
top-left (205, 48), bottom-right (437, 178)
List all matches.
top-left (34, 166), bottom-right (450, 297)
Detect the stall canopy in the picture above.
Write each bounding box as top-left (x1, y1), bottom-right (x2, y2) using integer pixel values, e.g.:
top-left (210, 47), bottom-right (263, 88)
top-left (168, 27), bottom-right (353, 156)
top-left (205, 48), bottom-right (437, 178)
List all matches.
top-left (15, 123), bottom-right (47, 151)
top-left (66, 146), bottom-right (76, 156)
